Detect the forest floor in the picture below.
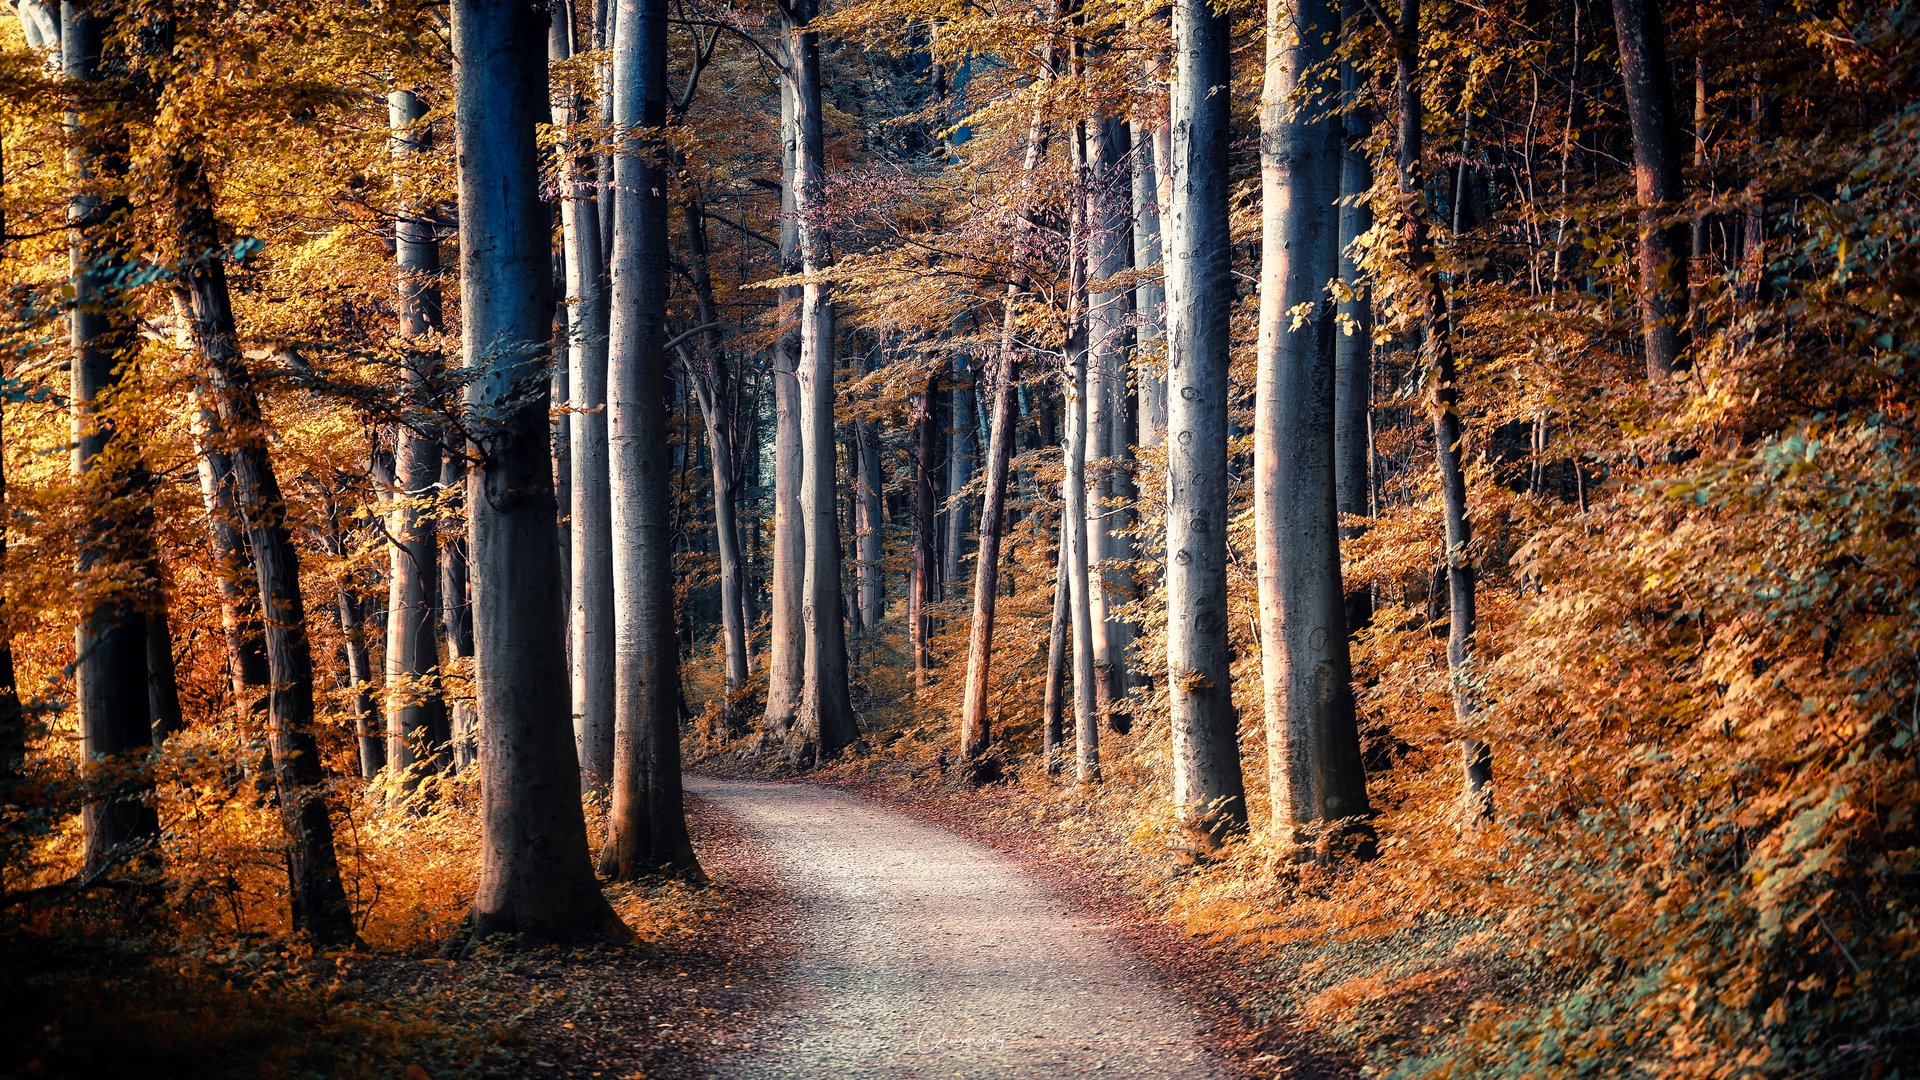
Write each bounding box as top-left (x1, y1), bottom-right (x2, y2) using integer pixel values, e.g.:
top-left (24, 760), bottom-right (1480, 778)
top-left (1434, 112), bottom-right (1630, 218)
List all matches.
top-left (688, 774), bottom-right (1241, 1078)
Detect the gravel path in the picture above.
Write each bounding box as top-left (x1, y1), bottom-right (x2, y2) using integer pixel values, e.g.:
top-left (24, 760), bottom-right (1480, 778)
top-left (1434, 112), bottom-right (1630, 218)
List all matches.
top-left (686, 775), bottom-right (1230, 1079)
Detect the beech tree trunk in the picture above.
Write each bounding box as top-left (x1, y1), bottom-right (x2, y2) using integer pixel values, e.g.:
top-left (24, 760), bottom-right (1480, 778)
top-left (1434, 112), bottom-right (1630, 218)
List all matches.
top-left (909, 367), bottom-right (939, 692)
top-left (1254, 0), bottom-right (1372, 849)
top-left (1335, 0), bottom-right (1375, 634)
top-left (854, 411), bottom-right (885, 631)
top-left (551, 10), bottom-right (617, 784)
top-left (187, 382), bottom-right (272, 718)
top-left (64, 2), bottom-right (159, 878)
top-left (1084, 114), bottom-right (1135, 731)
top-left (941, 355), bottom-right (975, 591)
top-left (451, 0), bottom-right (625, 940)
top-left (602, 0), bottom-right (699, 878)
top-left (1041, 518), bottom-right (1070, 775)
top-left (172, 139), bottom-right (356, 940)
top-left (1065, 117), bottom-right (1099, 785)
top-left (1382, 0), bottom-right (1493, 818)
top-left (1132, 95), bottom-right (1168, 449)
top-left (146, 608), bottom-right (183, 746)
top-left (762, 75), bottom-right (807, 731)
top-left (1612, 0), bottom-right (1690, 380)
top-left (681, 198), bottom-right (750, 692)
top-left (385, 88), bottom-right (450, 789)
top-left (1164, 0), bottom-right (1248, 840)
top-left (438, 455), bottom-right (477, 770)
top-left (784, 0), bottom-right (858, 764)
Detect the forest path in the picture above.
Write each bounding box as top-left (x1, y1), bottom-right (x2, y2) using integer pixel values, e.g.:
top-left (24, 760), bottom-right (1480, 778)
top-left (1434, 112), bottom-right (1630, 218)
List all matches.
top-left (684, 775), bottom-right (1231, 1079)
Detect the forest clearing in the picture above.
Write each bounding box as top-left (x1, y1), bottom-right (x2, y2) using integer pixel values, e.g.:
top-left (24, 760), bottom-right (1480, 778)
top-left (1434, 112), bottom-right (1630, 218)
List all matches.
top-left (1, 0), bottom-right (1916, 1075)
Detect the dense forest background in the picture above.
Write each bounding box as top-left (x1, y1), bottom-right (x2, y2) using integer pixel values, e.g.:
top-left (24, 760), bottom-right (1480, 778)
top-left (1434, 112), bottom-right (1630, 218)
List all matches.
top-left (2, 0), bottom-right (1917, 1074)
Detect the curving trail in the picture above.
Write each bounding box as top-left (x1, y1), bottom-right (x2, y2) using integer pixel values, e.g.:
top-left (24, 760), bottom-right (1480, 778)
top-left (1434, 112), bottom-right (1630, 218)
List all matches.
top-left (686, 775), bottom-right (1230, 1079)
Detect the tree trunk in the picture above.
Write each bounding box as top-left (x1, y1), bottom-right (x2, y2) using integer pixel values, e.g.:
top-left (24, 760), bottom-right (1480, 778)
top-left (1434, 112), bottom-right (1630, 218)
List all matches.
top-left (1335, 0), bottom-right (1375, 634)
top-left (785, 3), bottom-right (858, 765)
top-left (1132, 91), bottom-right (1168, 449)
top-left (909, 367), bottom-right (939, 693)
top-left (451, 0), bottom-right (626, 940)
top-left (552, 9), bottom-right (617, 785)
top-left (187, 381), bottom-right (273, 716)
top-left (681, 198), bottom-right (750, 692)
top-left (1164, 0), bottom-right (1248, 841)
top-left (1385, 0), bottom-right (1492, 819)
top-left (854, 412), bottom-right (885, 631)
top-left (941, 355), bottom-right (975, 592)
top-left (1041, 517), bottom-right (1070, 776)
top-left (384, 89), bottom-right (450, 789)
top-left (64, 2), bottom-right (160, 879)
top-left (1612, 0), bottom-right (1689, 380)
top-left (438, 455), bottom-right (477, 770)
top-left (146, 608), bottom-right (184, 746)
top-left (762, 74), bottom-right (807, 734)
top-left (600, 0), bottom-right (699, 878)
top-left (959, 90), bottom-right (1049, 764)
top-left (1255, 0), bottom-right (1372, 851)
top-left (338, 578), bottom-right (382, 780)
top-left (1066, 116), bottom-right (1100, 785)
top-left (172, 144), bottom-right (357, 940)
top-left (1084, 114), bottom-right (1135, 732)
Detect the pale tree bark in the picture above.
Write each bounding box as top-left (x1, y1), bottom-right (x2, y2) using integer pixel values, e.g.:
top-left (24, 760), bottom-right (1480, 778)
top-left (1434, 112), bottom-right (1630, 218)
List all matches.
top-left (601, 0), bottom-right (698, 877)
top-left (1335, 0), bottom-right (1375, 634)
top-left (1065, 115), bottom-right (1099, 785)
top-left (1084, 114), bottom-right (1135, 731)
top-left (1611, 0), bottom-right (1689, 380)
top-left (1164, 0), bottom-right (1248, 840)
top-left (1372, 0), bottom-right (1492, 818)
top-left (853, 376), bottom-right (884, 631)
top-left (1041, 517), bottom-right (1069, 775)
top-left (63, 1), bottom-right (160, 879)
top-left (762, 74), bottom-right (807, 732)
top-left (1255, 0), bottom-right (1372, 851)
top-left (959, 88), bottom-right (1049, 765)
top-left (385, 88), bottom-right (450, 789)
top-left (451, 0), bottom-right (625, 940)
top-left (782, 0), bottom-right (858, 764)
top-left (1131, 94), bottom-right (1167, 448)
top-left (551, 6), bottom-right (616, 784)
top-left (172, 139), bottom-right (357, 940)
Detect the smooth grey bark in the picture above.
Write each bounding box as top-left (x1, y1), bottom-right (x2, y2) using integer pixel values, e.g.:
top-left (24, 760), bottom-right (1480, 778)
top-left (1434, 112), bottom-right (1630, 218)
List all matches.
top-left (551, 8), bottom-right (616, 785)
top-left (1335, 0), bottom-right (1374, 634)
top-left (1132, 104), bottom-right (1168, 449)
top-left (784, 0), bottom-right (857, 764)
top-left (1254, 0), bottom-right (1372, 849)
top-left (854, 416), bottom-right (884, 630)
top-left (1066, 118), bottom-right (1099, 785)
top-left (1164, 0), bottom-right (1248, 841)
top-left (940, 355), bottom-right (975, 591)
top-left (338, 575), bottom-right (382, 779)
top-left (451, 0), bottom-right (625, 941)
top-left (762, 74), bottom-right (807, 732)
top-left (1612, 0), bottom-right (1689, 381)
top-left (1084, 114), bottom-right (1134, 730)
top-left (384, 88), bottom-right (450, 788)
top-left (601, 0), bottom-right (697, 878)
top-left (63, 1), bottom-right (159, 878)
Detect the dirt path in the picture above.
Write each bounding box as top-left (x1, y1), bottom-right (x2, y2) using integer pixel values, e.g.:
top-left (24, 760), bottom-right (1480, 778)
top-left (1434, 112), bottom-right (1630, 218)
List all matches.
top-left (686, 775), bottom-right (1231, 1079)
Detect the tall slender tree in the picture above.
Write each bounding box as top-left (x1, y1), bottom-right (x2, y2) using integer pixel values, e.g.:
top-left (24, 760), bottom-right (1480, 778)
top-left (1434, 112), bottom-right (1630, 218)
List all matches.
top-left (602, 0), bottom-right (698, 877)
top-left (384, 87), bottom-right (449, 789)
top-left (551, 4), bottom-right (617, 785)
top-left (1254, 0), bottom-right (1372, 851)
top-left (780, 0), bottom-right (857, 764)
top-left (1164, 0), bottom-right (1248, 841)
top-left (761, 75), bottom-right (807, 732)
top-left (1612, 0), bottom-right (1690, 381)
top-left (1084, 113), bottom-right (1135, 730)
top-left (451, 0), bottom-right (625, 939)
top-left (63, 0), bottom-right (160, 878)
